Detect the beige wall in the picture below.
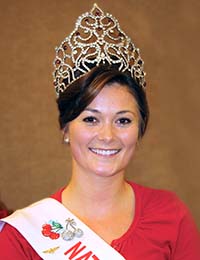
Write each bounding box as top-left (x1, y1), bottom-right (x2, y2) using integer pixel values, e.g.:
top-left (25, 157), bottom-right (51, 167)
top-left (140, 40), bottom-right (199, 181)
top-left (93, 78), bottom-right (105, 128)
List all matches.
top-left (0, 0), bottom-right (199, 227)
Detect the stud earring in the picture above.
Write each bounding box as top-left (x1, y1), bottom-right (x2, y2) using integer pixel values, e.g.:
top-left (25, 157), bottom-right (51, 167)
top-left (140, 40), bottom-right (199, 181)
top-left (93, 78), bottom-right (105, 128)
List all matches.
top-left (64, 137), bottom-right (69, 144)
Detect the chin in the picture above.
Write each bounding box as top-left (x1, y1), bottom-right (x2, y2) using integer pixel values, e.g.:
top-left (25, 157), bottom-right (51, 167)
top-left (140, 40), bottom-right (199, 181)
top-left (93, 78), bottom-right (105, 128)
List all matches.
top-left (92, 166), bottom-right (124, 178)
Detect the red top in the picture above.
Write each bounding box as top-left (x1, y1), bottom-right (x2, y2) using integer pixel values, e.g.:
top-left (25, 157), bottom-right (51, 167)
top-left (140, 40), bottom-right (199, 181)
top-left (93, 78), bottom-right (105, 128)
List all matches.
top-left (0, 182), bottom-right (199, 259)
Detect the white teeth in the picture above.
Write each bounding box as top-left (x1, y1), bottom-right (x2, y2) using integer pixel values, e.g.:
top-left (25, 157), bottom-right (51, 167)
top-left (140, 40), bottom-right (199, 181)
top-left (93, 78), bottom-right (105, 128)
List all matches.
top-left (90, 148), bottom-right (119, 156)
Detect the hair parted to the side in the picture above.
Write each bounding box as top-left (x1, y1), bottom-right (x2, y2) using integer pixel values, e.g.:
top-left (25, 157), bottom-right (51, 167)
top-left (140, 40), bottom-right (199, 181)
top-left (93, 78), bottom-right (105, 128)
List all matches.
top-left (57, 65), bottom-right (149, 138)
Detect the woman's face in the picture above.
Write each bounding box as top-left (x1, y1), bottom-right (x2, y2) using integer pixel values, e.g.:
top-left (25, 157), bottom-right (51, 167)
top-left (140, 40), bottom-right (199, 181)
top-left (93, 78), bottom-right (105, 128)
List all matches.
top-left (65, 83), bottom-right (140, 178)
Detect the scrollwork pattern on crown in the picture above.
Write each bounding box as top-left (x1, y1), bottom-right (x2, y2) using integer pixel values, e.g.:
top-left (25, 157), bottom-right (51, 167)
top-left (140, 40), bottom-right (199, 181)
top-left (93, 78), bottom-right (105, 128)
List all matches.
top-left (53, 4), bottom-right (146, 96)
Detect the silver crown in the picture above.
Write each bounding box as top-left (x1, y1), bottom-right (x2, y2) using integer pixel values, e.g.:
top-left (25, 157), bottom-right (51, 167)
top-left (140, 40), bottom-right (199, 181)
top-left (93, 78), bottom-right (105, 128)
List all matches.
top-left (53, 4), bottom-right (146, 96)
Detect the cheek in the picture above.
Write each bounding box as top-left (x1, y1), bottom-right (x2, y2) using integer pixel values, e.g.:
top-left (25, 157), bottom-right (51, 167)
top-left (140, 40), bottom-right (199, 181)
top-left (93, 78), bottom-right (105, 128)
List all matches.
top-left (69, 125), bottom-right (93, 145)
top-left (121, 128), bottom-right (139, 147)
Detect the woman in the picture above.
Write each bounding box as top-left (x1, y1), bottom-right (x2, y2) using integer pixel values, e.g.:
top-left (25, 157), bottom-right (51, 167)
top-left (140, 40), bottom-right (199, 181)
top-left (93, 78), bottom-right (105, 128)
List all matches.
top-left (0, 4), bottom-right (199, 260)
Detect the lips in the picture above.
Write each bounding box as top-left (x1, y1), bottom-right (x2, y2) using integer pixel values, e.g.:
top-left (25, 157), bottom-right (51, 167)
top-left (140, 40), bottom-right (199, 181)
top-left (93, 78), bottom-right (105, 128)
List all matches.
top-left (89, 148), bottom-right (120, 156)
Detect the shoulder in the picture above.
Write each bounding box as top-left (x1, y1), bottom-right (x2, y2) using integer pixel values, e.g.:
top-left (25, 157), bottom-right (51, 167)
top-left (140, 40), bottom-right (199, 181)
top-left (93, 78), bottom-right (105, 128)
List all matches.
top-left (0, 188), bottom-right (64, 259)
top-left (129, 181), bottom-right (195, 226)
top-left (130, 181), bottom-right (186, 212)
top-left (0, 222), bottom-right (41, 259)
top-left (132, 182), bottom-right (199, 250)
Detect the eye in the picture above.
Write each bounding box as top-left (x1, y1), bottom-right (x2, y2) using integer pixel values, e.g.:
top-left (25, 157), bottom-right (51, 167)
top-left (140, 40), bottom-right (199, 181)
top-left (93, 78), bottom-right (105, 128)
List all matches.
top-left (83, 116), bottom-right (98, 124)
top-left (116, 117), bottom-right (132, 126)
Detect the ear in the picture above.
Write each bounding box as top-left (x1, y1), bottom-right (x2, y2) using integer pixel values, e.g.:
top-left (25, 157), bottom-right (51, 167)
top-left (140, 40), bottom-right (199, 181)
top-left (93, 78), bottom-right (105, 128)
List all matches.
top-left (62, 123), bottom-right (69, 133)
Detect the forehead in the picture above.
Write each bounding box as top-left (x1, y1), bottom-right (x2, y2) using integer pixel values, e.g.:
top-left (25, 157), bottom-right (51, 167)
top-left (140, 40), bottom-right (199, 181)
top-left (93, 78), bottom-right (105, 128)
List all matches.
top-left (87, 83), bottom-right (139, 111)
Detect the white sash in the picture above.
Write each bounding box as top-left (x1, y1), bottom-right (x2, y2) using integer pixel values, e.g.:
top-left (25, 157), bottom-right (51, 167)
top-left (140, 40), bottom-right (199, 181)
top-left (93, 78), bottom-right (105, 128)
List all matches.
top-left (1, 198), bottom-right (125, 260)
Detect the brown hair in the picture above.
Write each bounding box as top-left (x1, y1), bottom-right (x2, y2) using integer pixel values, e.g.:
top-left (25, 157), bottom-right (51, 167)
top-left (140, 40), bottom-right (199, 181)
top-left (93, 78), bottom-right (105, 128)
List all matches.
top-left (57, 65), bottom-right (149, 138)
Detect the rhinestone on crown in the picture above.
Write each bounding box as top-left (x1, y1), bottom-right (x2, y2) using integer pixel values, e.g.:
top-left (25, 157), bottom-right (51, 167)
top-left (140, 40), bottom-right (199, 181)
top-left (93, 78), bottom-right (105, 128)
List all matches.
top-left (53, 4), bottom-right (146, 96)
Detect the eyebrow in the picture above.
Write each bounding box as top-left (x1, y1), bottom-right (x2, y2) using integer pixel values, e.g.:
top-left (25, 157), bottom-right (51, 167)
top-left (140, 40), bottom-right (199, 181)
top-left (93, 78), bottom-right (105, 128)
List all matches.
top-left (85, 108), bottom-right (101, 113)
top-left (116, 110), bottom-right (136, 115)
top-left (85, 108), bottom-right (137, 116)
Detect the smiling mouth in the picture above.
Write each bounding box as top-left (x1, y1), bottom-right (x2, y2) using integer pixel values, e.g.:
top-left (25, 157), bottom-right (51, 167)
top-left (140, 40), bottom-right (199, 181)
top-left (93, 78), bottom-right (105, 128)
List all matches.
top-left (89, 148), bottom-right (121, 156)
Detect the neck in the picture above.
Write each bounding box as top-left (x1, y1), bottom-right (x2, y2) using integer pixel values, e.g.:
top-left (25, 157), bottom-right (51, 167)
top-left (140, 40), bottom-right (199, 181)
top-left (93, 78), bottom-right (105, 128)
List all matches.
top-left (62, 167), bottom-right (131, 218)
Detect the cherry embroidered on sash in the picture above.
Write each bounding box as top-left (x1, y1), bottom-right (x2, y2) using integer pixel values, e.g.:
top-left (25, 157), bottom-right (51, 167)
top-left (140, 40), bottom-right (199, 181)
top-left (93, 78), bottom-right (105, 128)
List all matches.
top-left (62, 218), bottom-right (84, 241)
top-left (41, 218), bottom-right (84, 241)
top-left (42, 221), bottom-right (62, 239)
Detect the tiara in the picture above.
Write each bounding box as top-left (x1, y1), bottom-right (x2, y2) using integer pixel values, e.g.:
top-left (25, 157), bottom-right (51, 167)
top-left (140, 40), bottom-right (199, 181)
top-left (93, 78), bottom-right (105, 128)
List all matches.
top-left (53, 4), bottom-right (146, 96)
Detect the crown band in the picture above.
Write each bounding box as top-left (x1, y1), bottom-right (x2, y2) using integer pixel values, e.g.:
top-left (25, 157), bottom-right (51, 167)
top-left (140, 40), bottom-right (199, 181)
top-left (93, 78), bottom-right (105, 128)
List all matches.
top-left (53, 4), bottom-right (146, 96)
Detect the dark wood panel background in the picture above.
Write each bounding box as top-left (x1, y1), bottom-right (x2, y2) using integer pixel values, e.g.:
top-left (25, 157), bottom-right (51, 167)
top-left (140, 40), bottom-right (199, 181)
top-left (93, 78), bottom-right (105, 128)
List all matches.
top-left (0, 0), bottom-right (199, 227)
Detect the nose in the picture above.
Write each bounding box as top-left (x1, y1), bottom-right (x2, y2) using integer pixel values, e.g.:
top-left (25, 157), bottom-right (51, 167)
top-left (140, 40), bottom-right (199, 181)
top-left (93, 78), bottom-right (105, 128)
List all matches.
top-left (98, 123), bottom-right (115, 142)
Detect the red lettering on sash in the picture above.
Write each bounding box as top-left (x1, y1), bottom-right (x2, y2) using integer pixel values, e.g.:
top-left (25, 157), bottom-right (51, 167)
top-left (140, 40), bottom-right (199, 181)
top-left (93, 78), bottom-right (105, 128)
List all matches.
top-left (64, 241), bottom-right (100, 260)
top-left (64, 241), bottom-right (86, 259)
